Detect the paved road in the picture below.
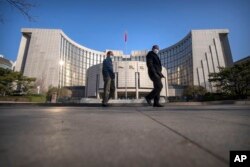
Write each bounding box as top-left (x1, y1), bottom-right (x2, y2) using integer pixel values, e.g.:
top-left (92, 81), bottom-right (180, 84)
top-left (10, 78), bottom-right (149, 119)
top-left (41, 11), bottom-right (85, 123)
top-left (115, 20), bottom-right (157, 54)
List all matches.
top-left (0, 105), bottom-right (249, 167)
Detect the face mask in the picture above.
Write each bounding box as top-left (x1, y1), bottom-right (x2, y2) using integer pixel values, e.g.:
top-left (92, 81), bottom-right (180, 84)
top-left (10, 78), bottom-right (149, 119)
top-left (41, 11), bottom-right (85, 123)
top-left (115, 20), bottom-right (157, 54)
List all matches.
top-left (153, 49), bottom-right (159, 54)
top-left (110, 55), bottom-right (114, 61)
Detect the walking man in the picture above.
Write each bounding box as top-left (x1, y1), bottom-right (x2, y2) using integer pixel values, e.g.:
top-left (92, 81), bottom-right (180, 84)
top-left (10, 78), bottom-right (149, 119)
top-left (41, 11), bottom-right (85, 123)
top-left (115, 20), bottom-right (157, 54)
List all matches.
top-left (145, 45), bottom-right (165, 107)
top-left (102, 51), bottom-right (115, 107)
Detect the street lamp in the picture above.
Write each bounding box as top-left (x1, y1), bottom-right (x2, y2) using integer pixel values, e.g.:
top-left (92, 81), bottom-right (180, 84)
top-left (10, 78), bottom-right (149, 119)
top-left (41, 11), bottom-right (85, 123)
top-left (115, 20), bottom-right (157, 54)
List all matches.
top-left (59, 60), bottom-right (65, 66)
top-left (37, 86), bottom-right (40, 94)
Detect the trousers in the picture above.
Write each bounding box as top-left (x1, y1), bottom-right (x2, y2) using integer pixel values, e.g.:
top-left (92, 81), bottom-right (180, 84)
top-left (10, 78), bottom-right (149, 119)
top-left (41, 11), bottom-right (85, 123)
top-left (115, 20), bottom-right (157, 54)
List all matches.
top-left (146, 76), bottom-right (163, 104)
top-left (102, 77), bottom-right (115, 104)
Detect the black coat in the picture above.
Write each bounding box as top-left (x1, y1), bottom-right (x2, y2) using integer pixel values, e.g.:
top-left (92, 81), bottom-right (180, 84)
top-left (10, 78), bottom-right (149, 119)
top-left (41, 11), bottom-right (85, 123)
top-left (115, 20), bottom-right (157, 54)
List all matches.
top-left (102, 57), bottom-right (115, 79)
top-left (146, 51), bottom-right (164, 80)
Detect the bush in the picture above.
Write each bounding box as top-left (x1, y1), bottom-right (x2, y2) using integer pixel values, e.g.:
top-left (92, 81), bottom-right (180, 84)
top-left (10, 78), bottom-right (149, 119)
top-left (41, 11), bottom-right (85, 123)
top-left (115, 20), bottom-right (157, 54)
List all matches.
top-left (209, 60), bottom-right (250, 99)
top-left (183, 85), bottom-right (207, 101)
top-left (0, 95), bottom-right (46, 102)
top-left (0, 67), bottom-right (36, 96)
top-left (46, 86), bottom-right (72, 102)
top-left (203, 92), bottom-right (238, 101)
top-left (168, 96), bottom-right (187, 102)
top-left (27, 95), bottom-right (46, 102)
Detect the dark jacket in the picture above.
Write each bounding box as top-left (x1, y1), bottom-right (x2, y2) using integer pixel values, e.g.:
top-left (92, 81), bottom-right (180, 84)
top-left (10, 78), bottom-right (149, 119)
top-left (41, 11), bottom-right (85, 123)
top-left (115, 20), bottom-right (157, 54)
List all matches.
top-left (146, 51), bottom-right (164, 80)
top-left (102, 57), bottom-right (115, 79)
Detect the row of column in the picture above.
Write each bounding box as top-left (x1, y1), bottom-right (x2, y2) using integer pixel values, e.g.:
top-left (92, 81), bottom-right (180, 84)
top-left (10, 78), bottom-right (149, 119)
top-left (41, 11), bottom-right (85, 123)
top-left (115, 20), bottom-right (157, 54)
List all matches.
top-left (96, 72), bottom-right (140, 99)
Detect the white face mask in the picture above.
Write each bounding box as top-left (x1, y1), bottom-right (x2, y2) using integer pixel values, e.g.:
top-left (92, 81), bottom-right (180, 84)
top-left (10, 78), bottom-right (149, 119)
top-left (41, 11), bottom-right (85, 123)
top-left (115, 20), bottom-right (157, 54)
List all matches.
top-left (109, 55), bottom-right (114, 60)
top-left (153, 49), bottom-right (159, 54)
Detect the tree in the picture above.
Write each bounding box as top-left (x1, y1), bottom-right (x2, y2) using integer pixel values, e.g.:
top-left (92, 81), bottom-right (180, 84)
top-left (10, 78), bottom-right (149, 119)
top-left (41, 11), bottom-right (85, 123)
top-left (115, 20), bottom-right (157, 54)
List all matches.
top-left (46, 86), bottom-right (58, 101)
top-left (1, 0), bottom-right (36, 23)
top-left (0, 67), bottom-right (36, 96)
top-left (35, 72), bottom-right (47, 94)
top-left (17, 75), bottom-right (36, 94)
top-left (183, 85), bottom-right (207, 101)
top-left (58, 87), bottom-right (72, 99)
top-left (0, 68), bottom-right (19, 95)
top-left (46, 86), bottom-right (72, 102)
top-left (209, 60), bottom-right (250, 99)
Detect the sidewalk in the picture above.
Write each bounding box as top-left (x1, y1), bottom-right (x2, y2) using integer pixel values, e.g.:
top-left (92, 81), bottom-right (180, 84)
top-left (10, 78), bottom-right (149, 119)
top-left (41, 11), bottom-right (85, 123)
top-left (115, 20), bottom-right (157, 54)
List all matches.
top-left (0, 105), bottom-right (249, 167)
top-left (0, 99), bottom-right (249, 107)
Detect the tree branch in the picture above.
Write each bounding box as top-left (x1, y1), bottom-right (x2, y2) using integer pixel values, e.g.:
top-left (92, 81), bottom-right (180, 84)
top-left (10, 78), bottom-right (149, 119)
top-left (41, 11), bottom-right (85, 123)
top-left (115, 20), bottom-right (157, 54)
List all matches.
top-left (5, 0), bottom-right (36, 22)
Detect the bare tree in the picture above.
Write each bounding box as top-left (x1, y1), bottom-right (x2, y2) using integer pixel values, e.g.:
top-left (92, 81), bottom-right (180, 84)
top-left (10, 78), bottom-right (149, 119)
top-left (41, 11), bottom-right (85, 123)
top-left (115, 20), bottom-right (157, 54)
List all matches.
top-left (35, 72), bottom-right (47, 94)
top-left (1, 0), bottom-right (36, 23)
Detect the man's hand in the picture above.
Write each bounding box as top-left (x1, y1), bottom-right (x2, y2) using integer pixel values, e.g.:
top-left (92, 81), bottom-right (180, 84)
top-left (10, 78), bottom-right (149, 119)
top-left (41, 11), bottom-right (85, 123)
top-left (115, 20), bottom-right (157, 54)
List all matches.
top-left (111, 73), bottom-right (115, 79)
top-left (160, 73), bottom-right (165, 78)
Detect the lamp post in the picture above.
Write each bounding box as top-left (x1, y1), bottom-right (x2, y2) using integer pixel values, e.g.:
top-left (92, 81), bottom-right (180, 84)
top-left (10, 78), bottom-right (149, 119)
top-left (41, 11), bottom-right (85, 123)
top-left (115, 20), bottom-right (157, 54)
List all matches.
top-left (37, 86), bottom-right (40, 94)
top-left (124, 31), bottom-right (128, 99)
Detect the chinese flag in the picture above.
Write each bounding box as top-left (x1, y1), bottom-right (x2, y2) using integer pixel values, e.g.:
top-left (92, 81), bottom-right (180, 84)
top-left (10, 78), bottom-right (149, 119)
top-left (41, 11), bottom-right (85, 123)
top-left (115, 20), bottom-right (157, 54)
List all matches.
top-left (124, 32), bottom-right (127, 42)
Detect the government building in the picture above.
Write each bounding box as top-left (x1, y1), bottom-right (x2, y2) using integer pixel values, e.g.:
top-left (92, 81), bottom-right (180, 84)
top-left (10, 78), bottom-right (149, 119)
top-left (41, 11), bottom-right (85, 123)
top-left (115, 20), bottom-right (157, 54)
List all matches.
top-left (15, 28), bottom-right (233, 99)
top-left (86, 61), bottom-right (168, 99)
top-left (0, 55), bottom-right (14, 70)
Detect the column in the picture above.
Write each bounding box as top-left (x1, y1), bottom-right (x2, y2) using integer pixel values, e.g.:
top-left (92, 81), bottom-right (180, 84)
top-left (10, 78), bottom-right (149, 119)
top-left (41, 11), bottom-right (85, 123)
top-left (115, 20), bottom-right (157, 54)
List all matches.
top-left (135, 72), bottom-right (139, 99)
top-left (96, 74), bottom-right (100, 99)
top-left (114, 72), bottom-right (118, 99)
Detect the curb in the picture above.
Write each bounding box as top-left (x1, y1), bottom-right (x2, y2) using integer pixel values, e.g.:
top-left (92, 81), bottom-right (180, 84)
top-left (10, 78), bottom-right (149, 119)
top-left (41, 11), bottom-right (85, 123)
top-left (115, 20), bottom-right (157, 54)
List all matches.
top-left (0, 100), bottom-right (249, 107)
top-left (168, 100), bottom-right (250, 105)
top-left (0, 102), bottom-right (149, 107)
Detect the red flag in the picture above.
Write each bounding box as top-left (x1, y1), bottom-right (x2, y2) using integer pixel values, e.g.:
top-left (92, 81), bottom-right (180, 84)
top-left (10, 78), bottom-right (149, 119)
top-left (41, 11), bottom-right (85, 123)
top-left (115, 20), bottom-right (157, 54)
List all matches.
top-left (124, 32), bottom-right (127, 42)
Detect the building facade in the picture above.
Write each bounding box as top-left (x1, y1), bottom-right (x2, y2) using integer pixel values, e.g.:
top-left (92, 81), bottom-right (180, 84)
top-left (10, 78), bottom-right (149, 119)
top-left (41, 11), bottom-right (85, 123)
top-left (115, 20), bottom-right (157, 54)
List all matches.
top-left (86, 61), bottom-right (168, 99)
top-left (159, 29), bottom-right (233, 95)
top-left (234, 56), bottom-right (250, 65)
top-left (15, 28), bottom-right (106, 93)
top-left (0, 55), bottom-right (13, 70)
top-left (15, 28), bottom-right (233, 97)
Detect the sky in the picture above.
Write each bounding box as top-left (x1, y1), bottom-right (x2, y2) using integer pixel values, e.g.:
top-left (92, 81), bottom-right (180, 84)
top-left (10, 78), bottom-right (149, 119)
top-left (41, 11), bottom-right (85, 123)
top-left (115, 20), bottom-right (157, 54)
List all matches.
top-left (0, 0), bottom-right (250, 62)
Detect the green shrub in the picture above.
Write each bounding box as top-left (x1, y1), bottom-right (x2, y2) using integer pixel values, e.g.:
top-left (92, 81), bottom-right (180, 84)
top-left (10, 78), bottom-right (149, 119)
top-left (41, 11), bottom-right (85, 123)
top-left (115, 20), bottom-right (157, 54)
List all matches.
top-left (0, 95), bottom-right (46, 103)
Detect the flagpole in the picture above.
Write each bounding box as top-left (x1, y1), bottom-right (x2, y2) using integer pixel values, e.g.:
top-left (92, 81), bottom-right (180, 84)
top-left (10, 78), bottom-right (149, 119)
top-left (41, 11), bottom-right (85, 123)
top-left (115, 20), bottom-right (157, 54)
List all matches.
top-left (125, 31), bottom-right (127, 99)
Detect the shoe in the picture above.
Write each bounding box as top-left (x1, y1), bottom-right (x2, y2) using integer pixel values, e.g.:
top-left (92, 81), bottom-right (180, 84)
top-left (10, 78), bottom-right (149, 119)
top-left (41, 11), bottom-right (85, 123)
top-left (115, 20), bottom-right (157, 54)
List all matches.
top-left (153, 104), bottom-right (164, 107)
top-left (102, 103), bottom-right (108, 107)
top-left (144, 97), bottom-right (152, 106)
